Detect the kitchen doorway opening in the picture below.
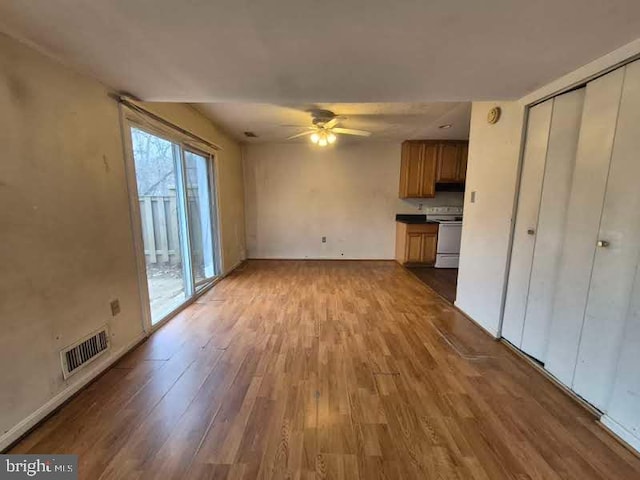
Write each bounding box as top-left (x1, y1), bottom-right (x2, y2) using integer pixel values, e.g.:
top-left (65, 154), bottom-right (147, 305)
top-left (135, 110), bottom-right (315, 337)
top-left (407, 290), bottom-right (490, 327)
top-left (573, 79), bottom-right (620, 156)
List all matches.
top-left (406, 207), bottom-right (463, 304)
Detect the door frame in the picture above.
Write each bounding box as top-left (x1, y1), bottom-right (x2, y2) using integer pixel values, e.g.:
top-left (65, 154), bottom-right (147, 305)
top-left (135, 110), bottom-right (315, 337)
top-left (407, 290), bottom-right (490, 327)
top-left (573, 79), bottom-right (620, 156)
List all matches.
top-left (119, 106), bottom-right (222, 333)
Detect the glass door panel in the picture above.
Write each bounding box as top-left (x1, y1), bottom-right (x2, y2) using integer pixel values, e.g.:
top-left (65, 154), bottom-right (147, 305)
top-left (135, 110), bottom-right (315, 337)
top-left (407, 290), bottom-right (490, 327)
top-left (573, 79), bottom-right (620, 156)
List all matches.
top-left (184, 150), bottom-right (218, 287)
top-left (130, 127), bottom-right (189, 324)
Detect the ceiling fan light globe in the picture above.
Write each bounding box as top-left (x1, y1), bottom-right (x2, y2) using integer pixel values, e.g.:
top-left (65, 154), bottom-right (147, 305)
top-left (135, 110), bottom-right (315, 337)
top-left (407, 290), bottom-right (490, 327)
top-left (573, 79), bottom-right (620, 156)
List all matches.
top-left (310, 133), bottom-right (320, 143)
top-left (327, 133), bottom-right (337, 144)
top-left (318, 138), bottom-right (328, 147)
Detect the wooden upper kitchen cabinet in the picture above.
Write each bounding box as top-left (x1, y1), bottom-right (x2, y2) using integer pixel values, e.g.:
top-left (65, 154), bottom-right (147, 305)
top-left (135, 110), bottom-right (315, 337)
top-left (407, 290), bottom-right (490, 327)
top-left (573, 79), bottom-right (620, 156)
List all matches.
top-left (421, 143), bottom-right (438, 197)
top-left (436, 143), bottom-right (461, 183)
top-left (399, 140), bottom-right (468, 198)
top-left (399, 142), bottom-right (425, 197)
top-left (457, 143), bottom-right (469, 182)
top-left (436, 141), bottom-right (469, 183)
top-left (395, 222), bottom-right (438, 265)
top-left (399, 141), bottom-right (437, 198)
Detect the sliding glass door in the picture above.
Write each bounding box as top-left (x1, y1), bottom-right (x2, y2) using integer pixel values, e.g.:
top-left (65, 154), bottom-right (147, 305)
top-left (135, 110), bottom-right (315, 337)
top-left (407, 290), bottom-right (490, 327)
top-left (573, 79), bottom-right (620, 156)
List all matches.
top-left (184, 150), bottom-right (218, 289)
top-left (129, 126), bottom-right (219, 325)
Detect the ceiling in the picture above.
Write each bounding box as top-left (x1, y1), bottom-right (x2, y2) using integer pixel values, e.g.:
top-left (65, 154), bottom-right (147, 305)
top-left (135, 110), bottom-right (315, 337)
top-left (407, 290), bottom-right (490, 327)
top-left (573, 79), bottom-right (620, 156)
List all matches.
top-left (196, 102), bottom-right (471, 143)
top-left (1, 1), bottom-right (640, 104)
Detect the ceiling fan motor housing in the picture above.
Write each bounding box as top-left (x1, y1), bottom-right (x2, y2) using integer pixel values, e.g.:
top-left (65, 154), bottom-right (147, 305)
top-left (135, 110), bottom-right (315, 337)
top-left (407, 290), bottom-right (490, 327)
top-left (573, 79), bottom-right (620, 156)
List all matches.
top-left (285, 109), bottom-right (370, 141)
top-left (311, 109), bottom-right (337, 126)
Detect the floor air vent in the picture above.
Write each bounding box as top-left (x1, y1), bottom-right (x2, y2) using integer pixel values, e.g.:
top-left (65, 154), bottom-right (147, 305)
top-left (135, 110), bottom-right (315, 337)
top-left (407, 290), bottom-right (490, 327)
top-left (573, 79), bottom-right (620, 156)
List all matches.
top-left (61, 327), bottom-right (110, 379)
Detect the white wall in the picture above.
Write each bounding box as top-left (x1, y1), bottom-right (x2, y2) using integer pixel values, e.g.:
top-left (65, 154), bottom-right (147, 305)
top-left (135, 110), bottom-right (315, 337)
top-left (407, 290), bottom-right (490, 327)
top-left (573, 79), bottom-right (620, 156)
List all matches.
top-left (0, 33), bottom-right (245, 450)
top-left (0, 32), bottom-right (144, 449)
top-left (243, 142), bottom-right (463, 259)
top-left (456, 102), bottom-right (525, 336)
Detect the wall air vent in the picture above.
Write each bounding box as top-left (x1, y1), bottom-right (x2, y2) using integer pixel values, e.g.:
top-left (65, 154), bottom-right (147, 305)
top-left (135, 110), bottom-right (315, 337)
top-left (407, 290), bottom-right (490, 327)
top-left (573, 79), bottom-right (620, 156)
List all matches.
top-left (244, 131), bottom-right (258, 138)
top-left (60, 327), bottom-right (110, 379)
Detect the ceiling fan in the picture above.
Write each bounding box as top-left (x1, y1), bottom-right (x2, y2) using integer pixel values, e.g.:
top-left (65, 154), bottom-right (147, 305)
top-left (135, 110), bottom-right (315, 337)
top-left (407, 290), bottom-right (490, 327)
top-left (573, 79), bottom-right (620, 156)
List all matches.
top-left (286, 109), bottom-right (372, 146)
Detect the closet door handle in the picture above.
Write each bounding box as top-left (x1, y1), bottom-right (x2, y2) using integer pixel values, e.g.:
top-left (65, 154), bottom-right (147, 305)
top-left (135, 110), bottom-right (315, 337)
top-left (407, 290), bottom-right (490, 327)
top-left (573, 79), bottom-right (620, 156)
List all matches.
top-left (527, 228), bottom-right (535, 236)
top-left (597, 240), bottom-right (610, 248)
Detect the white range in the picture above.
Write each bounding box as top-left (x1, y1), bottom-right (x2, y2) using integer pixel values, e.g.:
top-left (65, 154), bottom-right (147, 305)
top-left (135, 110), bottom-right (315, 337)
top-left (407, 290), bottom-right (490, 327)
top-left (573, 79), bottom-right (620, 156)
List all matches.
top-left (425, 206), bottom-right (463, 268)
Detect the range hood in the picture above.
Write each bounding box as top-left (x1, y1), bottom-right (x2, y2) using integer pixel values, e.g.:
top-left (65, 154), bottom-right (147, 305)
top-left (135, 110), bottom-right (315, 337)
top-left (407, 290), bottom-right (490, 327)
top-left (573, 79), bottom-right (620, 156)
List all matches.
top-left (435, 182), bottom-right (465, 193)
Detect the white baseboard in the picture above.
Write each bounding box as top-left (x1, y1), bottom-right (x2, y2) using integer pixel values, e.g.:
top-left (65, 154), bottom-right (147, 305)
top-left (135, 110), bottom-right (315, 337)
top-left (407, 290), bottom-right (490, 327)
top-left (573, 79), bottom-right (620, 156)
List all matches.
top-left (601, 415), bottom-right (640, 454)
top-left (0, 332), bottom-right (147, 452)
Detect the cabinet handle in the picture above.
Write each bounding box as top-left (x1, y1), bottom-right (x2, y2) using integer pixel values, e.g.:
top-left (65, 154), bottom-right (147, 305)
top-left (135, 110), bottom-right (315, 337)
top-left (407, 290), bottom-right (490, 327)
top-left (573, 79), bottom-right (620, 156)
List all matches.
top-left (597, 240), bottom-right (610, 248)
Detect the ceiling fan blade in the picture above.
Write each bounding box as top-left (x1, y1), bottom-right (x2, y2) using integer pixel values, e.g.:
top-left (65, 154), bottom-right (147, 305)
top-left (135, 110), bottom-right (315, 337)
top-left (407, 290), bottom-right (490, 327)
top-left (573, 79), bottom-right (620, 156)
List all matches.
top-left (286, 130), bottom-right (315, 140)
top-left (333, 127), bottom-right (372, 137)
top-left (322, 118), bottom-right (339, 129)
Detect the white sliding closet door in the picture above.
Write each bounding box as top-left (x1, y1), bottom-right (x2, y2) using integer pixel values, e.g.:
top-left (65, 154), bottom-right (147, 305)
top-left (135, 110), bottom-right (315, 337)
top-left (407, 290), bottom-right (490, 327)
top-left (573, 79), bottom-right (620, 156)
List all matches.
top-left (572, 60), bottom-right (640, 409)
top-left (544, 67), bottom-right (625, 387)
top-left (502, 101), bottom-right (552, 348)
top-left (501, 59), bottom-right (640, 447)
top-left (604, 262), bottom-right (640, 449)
top-left (520, 88), bottom-right (584, 362)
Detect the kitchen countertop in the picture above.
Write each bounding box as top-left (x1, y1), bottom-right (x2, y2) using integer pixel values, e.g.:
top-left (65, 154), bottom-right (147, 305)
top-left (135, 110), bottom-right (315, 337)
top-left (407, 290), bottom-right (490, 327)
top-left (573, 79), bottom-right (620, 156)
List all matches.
top-left (395, 214), bottom-right (438, 224)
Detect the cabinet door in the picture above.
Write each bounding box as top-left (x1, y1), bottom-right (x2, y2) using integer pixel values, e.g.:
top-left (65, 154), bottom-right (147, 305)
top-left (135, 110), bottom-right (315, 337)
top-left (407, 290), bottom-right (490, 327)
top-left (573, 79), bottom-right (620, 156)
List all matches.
top-left (405, 233), bottom-right (424, 263)
top-left (436, 144), bottom-right (460, 183)
top-left (502, 100), bottom-right (553, 348)
top-left (421, 233), bottom-right (437, 265)
top-left (457, 144), bottom-right (468, 182)
top-left (571, 60), bottom-right (640, 409)
top-left (545, 66), bottom-right (625, 387)
top-left (421, 143), bottom-right (438, 197)
top-left (400, 142), bottom-right (423, 198)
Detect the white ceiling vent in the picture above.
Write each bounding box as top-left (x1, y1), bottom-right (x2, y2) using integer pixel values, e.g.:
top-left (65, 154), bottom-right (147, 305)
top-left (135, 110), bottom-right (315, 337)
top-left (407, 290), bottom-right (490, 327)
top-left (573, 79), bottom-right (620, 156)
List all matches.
top-left (60, 327), bottom-right (110, 379)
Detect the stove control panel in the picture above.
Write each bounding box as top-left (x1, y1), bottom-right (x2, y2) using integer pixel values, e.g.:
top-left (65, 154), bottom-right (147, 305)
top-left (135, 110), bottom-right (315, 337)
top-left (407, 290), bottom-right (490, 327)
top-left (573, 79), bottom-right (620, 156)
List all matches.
top-left (424, 206), bottom-right (463, 215)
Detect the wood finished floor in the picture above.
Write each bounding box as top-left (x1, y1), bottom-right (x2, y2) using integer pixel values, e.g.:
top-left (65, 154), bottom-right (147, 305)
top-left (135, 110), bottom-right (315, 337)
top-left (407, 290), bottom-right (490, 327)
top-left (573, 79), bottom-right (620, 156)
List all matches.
top-left (10, 260), bottom-right (640, 479)
top-left (406, 266), bottom-right (458, 303)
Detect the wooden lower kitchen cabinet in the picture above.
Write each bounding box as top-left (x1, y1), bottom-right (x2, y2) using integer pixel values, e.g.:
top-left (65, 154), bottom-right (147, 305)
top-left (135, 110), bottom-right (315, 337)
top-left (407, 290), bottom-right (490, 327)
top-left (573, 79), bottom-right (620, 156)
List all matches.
top-left (395, 222), bottom-right (438, 266)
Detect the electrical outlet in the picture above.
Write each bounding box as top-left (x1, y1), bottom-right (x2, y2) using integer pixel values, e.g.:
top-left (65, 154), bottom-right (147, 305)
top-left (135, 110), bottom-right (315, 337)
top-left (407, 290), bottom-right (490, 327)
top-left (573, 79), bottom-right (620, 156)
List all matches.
top-left (322, 236), bottom-right (327, 243)
top-left (110, 299), bottom-right (121, 316)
